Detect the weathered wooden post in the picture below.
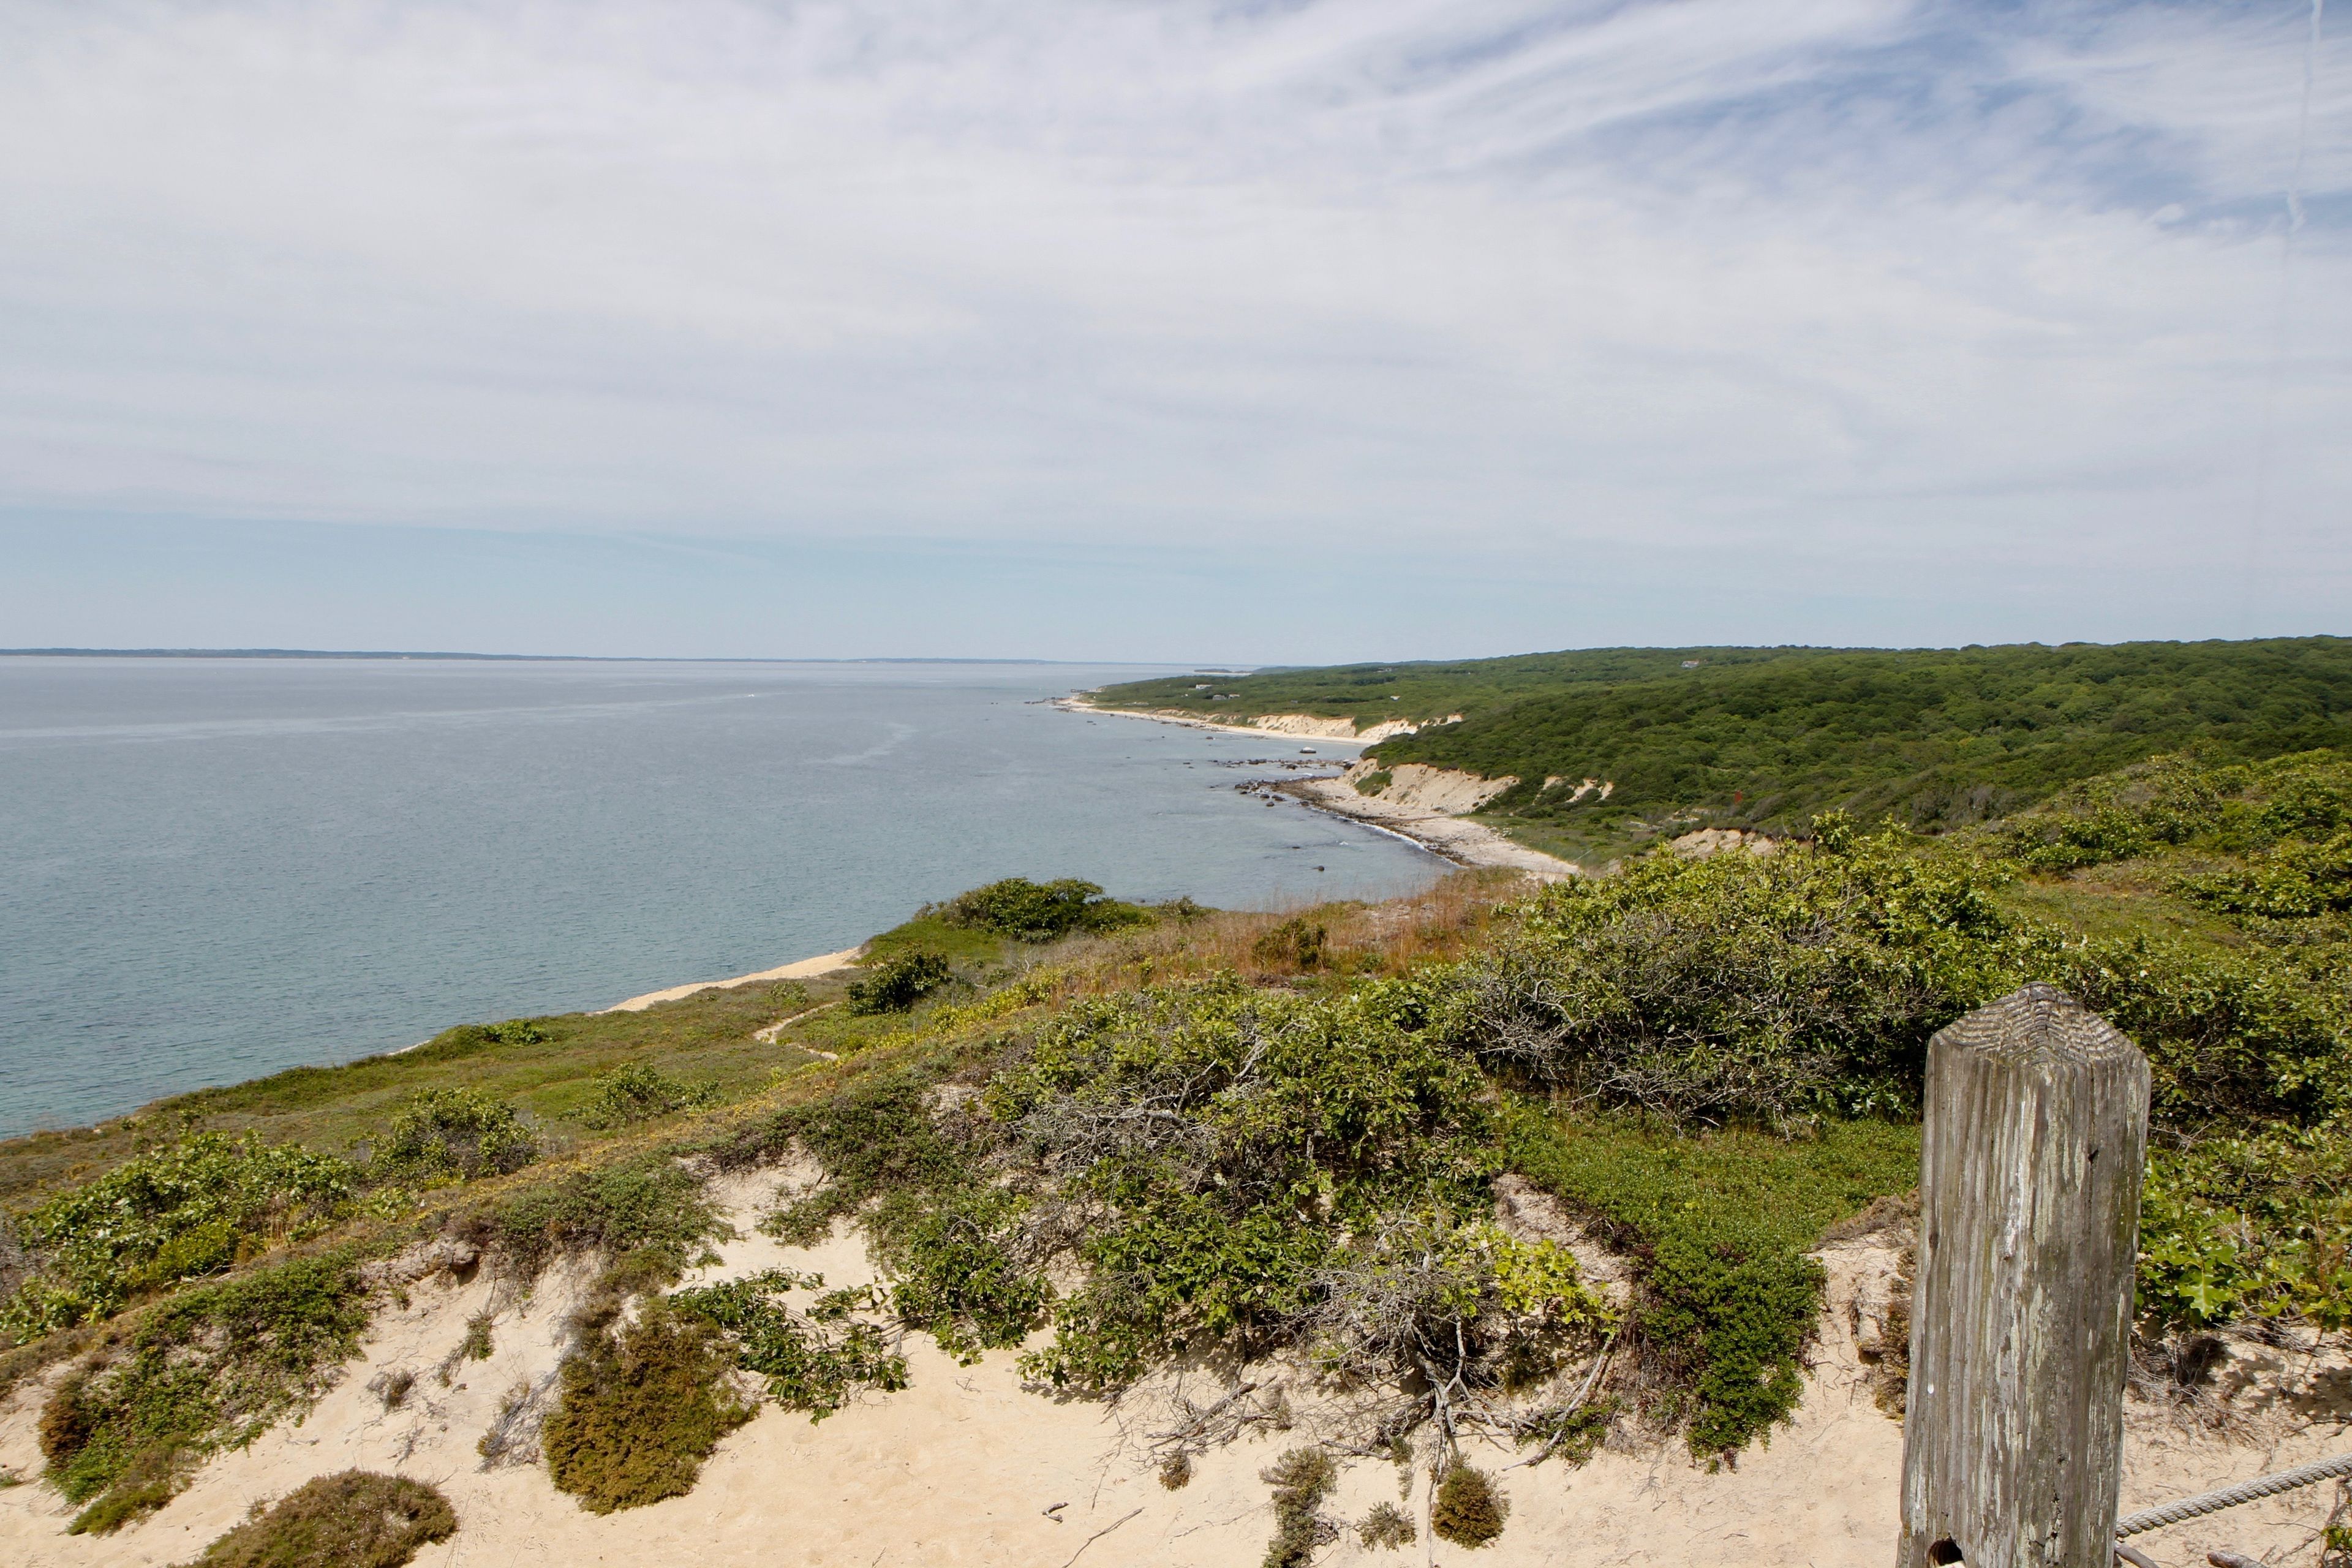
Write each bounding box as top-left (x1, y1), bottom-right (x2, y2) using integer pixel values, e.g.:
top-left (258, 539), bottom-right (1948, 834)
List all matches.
top-left (1896, 983), bottom-right (2151, 1568)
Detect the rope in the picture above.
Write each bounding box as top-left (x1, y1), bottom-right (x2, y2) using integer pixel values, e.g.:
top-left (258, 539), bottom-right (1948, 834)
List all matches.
top-left (2114, 1452), bottom-right (2352, 1538)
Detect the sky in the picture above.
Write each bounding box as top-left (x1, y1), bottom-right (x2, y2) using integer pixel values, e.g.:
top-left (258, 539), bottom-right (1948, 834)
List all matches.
top-left (1, 0), bottom-right (2346, 663)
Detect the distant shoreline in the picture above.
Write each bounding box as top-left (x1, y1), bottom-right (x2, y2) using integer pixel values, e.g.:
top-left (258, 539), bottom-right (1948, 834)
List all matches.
top-left (1060, 693), bottom-right (1577, 877)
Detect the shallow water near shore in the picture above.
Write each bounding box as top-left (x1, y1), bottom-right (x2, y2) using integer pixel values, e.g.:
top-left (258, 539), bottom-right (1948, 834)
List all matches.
top-left (0, 657), bottom-right (1441, 1137)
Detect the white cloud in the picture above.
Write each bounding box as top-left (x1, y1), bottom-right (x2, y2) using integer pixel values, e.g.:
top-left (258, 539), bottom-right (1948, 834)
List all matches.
top-left (0, 0), bottom-right (2343, 631)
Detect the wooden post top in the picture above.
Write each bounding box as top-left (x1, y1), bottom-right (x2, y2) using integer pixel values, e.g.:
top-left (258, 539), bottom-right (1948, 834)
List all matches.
top-left (1929, 981), bottom-right (2141, 1068)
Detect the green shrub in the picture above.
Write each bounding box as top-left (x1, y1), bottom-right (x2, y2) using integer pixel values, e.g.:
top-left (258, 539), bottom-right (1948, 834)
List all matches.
top-left (2136, 1117), bottom-right (2351, 1334)
top-left (670, 1269), bottom-right (908, 1419)
top-left (1455, 832), bottom-right (2011, 1126)
top-left (39, 1253), bottom-right (369, 1532)
top-left (881, 1186), bottom-right (1052, 1360)
top-left (376, 1088), bottom-right (537, 1183)
top-left (1457, 824), bottom-right (2350, 1133)
top-left (1431, 1464), bottom-right (1507, 1548)
top-left (1308, 1212), bottom-right (1611, 1442)
top-left (845, 949), bottom-right (954, 1014)
top-left (2178, 831), bottom-right (2352, 919)
top-left (996, 981), bottom-right (1493, 1391)
top-left (3, 1133), bottom-right (355, 1338)
top-left (581, 1063), bottom-right (718, 1129)
top-left (1261, 1446), bottom-right (1338, 1568)
top-left (739, 1068), bottom-right (970, 1244)
top-left (185, 1471), bottom-right (456, 1567)
top-left (937, 878), bottom-right (1148, 942)
top-left (542, 1305), bottom-right (752, 1513)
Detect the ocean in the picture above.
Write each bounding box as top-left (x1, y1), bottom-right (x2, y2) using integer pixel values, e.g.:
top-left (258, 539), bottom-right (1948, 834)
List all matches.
top-left (0, 657), bottom-right (1441, 1138)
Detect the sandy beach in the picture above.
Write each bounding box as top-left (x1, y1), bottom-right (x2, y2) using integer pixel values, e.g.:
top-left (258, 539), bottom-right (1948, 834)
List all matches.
top-left (1052, 694), bottom-right (1380, 744)
top-left (1063, 695), bottom-right (1579, 878)
top-left (604, 945), bottom-right (865, 1013)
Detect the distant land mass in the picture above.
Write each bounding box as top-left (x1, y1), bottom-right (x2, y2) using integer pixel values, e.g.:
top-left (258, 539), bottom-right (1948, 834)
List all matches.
top-left (1089, 635), bottom-right (2352, 863)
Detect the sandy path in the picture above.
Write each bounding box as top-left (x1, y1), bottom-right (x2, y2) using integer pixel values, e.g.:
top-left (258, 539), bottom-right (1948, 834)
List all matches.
top-left (604, 946), bottom-right (865, 1014)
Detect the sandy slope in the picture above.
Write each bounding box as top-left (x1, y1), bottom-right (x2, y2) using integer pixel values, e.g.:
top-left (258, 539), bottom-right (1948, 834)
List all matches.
top-left (6, 1174), bottom-right (2342, 1568)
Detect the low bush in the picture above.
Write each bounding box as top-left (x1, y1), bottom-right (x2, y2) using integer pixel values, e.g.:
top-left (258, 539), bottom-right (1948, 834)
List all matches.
top-left (580, 1063), bottom-right (718, 1129)
top-left (937, 878), bottom-right (1149, 942)
top-left (3, 1133), bottom-right (356, 1339)
top-left (1358, 1500), bottom-right (1415, 1549)
top-left (39, 1252), bottom-right (369, 1533)
top-left (184, 1470), bottom-right (456, 1567)
top-left (542, 1304), bottom-right (752, 1513)
top-left (995, 980), bottom-right (1494, 1392)
top-left (1452, 830), bottom-right (2011, 1126)
top-left (375, 1088), bottom-right (537, 1183)
top-left (1308, 1212), bottom-right (1611, 1447)
top-left (671, 1268), bottom-right (908, 1418)
top-left (1252, 918), bottom-right (1327, 971)
top-left (1261, 1446), bottom-right (1338, 1568)
top-left (845, 950), bottom-right (954, 1014)
top-left (1431, 1464), bottom-right (1507, 1548)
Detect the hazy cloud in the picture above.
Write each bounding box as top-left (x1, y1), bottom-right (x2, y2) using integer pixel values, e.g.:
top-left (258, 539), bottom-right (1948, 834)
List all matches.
top-left (0, 1), bottom-right (2343, 653)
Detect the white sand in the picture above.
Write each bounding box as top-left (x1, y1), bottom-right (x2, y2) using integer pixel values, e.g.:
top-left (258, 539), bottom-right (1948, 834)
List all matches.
top-left (1054, 696), bottom-right (1378, 746)
top-left (7, 1177), bottom-right (2341, 1568)
top-left (604, 947), bottom-right (865, 1014)
top-left (1286, 774), bottom-right (1578, 879)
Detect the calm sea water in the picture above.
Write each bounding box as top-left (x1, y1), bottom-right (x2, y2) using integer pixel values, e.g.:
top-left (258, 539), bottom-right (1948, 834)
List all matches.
top-left (0, 658), bottom-right (1441, 1137)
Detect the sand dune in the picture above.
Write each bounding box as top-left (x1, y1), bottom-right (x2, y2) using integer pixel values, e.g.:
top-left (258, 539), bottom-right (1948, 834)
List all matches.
top-left (6, 1174), bottom-right (2342, 1568)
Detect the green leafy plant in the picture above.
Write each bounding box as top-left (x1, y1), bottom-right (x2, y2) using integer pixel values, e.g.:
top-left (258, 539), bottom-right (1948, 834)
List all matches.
top-left (845, 949), bottom-right (954, 1014)
top-left (375, 1087), bottom-right (537, 1183)
top-left (3, 1133), bottom-right (355, 1338)
top-left (476, 1153), bottom-right (726, 1280)
top-left (670, 1268), bottom-right (909, 1419)
top-left (184, 1470), bottom-right (456, 1567)
top-left (580, 1063), bottom-right (719, 1129)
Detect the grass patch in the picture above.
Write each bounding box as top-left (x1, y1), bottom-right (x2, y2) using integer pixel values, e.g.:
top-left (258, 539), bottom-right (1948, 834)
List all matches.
top-left (1506, 1109), bottom-right (1917, 1457)
top-left (470, 1152), bottom-right (727, 1280)
top-left (184, 1470), bottom-right (456, 1567)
